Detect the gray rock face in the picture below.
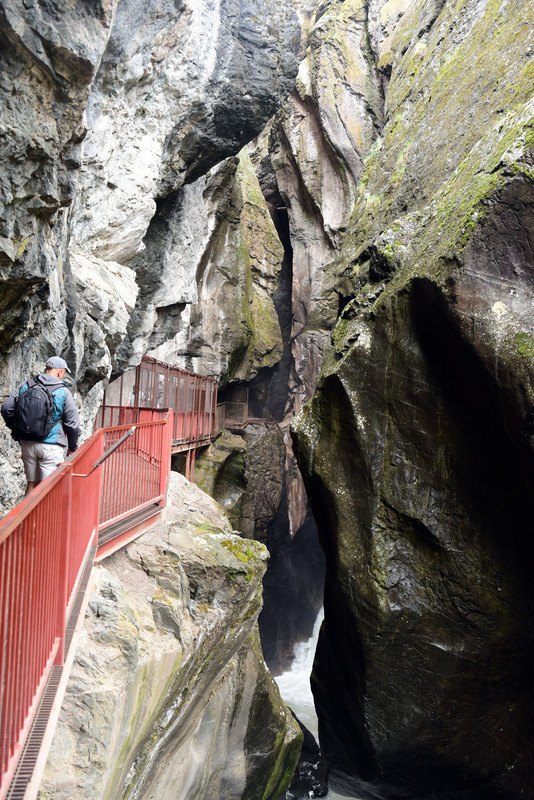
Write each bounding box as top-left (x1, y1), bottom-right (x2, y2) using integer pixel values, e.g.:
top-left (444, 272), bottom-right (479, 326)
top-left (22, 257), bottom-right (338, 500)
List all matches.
top-left (0, 0), bottom-right (300, 510)
top-left (118, 152), bottom-right (285, 381)
top-left (290, 0), bottom-right (534, 797)
top-left (195, 423), bottom-right (325, 675)
top-left (39, 473), bottom-right (302, 800)
top-left (248, 0), bottom-right (384, 417)
top-left (71, 0), bottom-right (300, 263)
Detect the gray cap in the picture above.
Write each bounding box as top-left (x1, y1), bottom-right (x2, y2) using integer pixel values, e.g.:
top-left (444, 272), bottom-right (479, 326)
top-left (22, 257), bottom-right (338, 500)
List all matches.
top-left (45, 356), bottom-right (71, 373)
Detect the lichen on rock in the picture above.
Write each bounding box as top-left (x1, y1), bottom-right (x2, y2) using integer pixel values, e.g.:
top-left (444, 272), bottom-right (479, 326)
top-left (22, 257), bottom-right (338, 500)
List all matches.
top-left (290, 0), bottom-right (534, 797)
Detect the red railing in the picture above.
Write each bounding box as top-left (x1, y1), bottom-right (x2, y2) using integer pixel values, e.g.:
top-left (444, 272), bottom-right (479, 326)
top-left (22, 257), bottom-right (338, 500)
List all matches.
top-left (101, 356), bottom-right (218, 447)
top-left (96, 404), bottom-right (216, 449)
top-left (93, 406), bottom-right (167, 429)
top-left (0, 411), bottom-right (173, 799)
top-left (0, 435), bottom-right (101, 797)
top-left (99, 419), bottom-right (171, 530)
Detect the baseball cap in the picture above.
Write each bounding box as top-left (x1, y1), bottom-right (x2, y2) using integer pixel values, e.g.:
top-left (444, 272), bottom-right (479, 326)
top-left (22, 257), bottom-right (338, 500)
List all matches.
top-left (45, 356), bottom-right (71, 373)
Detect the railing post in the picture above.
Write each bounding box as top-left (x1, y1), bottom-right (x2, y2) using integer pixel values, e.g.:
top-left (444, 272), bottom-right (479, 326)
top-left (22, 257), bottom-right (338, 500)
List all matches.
top-left (190, 448), bottom-right (196, 483)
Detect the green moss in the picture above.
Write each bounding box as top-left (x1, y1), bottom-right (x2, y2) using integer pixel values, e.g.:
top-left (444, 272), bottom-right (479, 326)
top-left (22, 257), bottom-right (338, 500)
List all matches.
top-left (223, 150), bottom-right (283, 380)
top-left (196, 521), bottom-right (225, 535)
top-left (105, 650), bottom-right (183, 799)
top-left (333, 316), bottom-right (351, 352)
top-left (260, 726), bottom-right (303, 800)
top-left (370, 107), bottom-right (533, 306)
top-left (16, 236), bottom-right (32, 259)
top-left (221, 537), bottom-right (260, 564)
top-left (511, 332), bottom-right (534, 359)
top-left (227, 338), bottom-right (252, 382)
top-left (339, 0), bottom-right (534, 300)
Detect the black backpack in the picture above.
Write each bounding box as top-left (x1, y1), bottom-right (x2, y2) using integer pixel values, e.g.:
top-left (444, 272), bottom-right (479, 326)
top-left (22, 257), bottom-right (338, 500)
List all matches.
top-left (13, 379), bottom-right (55, 441)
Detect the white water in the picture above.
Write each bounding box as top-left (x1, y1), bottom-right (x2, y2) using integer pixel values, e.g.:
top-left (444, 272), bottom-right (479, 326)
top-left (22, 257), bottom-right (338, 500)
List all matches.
top-left (275, 610), bottom-right (359, 800)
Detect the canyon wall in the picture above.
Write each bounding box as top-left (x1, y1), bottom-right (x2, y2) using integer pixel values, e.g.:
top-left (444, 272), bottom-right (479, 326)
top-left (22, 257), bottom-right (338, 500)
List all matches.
top-left (39, 473), bottom-right (302, 800)
top-left (290, 0), bottom-right (534, 796)
top-left (0, 0), bottom-right (299, 508)
top-left (2, 0), bottom-right (534, 797)
top-left (0, 0), bottom-right (306, 796)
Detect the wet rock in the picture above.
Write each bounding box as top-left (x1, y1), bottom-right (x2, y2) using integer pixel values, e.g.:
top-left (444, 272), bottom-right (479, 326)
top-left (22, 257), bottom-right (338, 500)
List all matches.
top-left (285, 713), bottom-right (328, 799)
top-left (0, 0), bottom-right (300, 508)
top-left (195, 423), bottom-right (325, 675)
top-left (120, 150), bottom-right (285, 382)
top-left (291, 0), bottom-right (534, 795)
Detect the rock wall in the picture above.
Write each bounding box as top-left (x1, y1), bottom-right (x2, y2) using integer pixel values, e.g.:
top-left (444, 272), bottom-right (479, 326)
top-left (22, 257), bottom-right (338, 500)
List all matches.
top-left (39, 473), bottom-right (302, 800)
top-left (290, 0), bottom-right (534, 797)
top-left (125, 150), bottom-right (285, 382)
top-left (0, 0), bottom-right (299, 510)
top-left (194, 422), bottom-right (325, 674)
top-left (1, 0), bottom-right (308, 796)
top-left (4, 0), bottom-right (534, 796)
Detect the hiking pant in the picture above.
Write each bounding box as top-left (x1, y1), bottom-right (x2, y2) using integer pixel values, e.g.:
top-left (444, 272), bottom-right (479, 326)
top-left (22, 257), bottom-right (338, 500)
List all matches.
top-left (20, 441), bottom-right (65, 482)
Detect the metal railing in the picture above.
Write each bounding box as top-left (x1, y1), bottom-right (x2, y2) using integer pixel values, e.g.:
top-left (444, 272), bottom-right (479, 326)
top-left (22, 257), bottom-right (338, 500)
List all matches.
top-left (98, 419), bottom-right (171, 530)
top-left (216, 402), bottom-right (248, 429)
top-left (101, 357), bottom-right (218, 431)
top-left (0, 411), bottom-right (173, 799)
top-left (96, 404), bottom-right (216, 449)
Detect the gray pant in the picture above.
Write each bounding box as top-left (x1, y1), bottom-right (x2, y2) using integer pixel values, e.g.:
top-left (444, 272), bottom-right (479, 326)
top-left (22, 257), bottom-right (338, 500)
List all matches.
top-left (20, 441), bottom-right (65, 482)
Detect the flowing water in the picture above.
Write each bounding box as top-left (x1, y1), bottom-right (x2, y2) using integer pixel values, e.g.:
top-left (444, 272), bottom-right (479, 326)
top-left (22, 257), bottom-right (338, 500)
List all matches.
top-left (275, 610), bottom-right (359, 800)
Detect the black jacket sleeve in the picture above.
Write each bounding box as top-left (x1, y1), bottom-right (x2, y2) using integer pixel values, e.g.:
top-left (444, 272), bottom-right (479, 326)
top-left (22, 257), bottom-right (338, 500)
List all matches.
top-left (1, 384), bottom-right (24, 432)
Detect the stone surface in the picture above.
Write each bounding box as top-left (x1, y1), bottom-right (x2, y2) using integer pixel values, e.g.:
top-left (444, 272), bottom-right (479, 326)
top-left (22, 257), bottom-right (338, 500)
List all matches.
top-left (39, 473), bottom-right (302, 800)
top-left (249, 0), bottom-right (384, 418)
top-left (195, 423), bottom-right (325, 675)
top-left (0, 0), bottom-right (300, 510)
top-left (291, 0), bottom-right (534, 797)
top-left (4, 0), bottom-right (534, 796)
top-left (121, 150), bottom-right (285, 383)
top-left (71, 0), bottom-right (300, 263)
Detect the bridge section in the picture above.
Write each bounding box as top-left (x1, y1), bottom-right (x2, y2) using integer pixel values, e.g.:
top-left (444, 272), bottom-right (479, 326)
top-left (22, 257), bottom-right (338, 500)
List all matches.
top-left (97, 356), bottom-right (218, 480)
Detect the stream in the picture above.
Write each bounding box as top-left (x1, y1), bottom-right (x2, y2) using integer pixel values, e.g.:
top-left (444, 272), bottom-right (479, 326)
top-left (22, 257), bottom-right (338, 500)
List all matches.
top-left (275, 610), bottom-right (359, 800)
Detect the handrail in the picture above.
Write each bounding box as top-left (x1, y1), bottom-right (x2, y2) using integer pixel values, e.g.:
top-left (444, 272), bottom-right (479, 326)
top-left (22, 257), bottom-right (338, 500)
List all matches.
top-left (0, 434), bottom-right (100, 546)
top-left (73, 426), bottom-right (135, 477)
top-left (0, 410), bottom-right (174, 800)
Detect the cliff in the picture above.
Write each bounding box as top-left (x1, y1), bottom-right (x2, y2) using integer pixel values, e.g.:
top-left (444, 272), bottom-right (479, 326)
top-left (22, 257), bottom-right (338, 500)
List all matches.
top-left (0, 0), bottom-right (299, 509)
top-left (38, 473), bottom-right (302, 800)
top-left (2, 0), bottom-right (534, 797)
top-left (0, 0), bottom-right (305, 796)
top-left (289, 0), bottom-right (534, 797)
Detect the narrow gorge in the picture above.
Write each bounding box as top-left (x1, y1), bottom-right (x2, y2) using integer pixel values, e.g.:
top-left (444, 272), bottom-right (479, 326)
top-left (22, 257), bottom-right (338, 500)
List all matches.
top-left (1, 0), bottom-right (533, 798)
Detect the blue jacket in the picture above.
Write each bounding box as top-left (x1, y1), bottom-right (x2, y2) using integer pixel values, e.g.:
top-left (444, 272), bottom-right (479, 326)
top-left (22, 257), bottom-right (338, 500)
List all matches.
top-left (2, 373), bottom-right (79, 451)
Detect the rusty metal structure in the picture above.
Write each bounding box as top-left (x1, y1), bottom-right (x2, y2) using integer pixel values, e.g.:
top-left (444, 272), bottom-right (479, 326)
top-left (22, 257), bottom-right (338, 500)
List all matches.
top-left (215, 386), bottom-right (249, 430)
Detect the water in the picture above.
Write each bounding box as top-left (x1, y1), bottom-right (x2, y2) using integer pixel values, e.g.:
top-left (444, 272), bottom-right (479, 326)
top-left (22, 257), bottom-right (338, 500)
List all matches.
top-left (275, 610), bottom-right (358, 800)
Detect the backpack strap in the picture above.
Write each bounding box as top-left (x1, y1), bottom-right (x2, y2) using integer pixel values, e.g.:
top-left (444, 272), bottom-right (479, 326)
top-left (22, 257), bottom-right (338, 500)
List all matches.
top-left (23, 377), bottom-right (58, 397)
top-left (21, 378), bottom-right (36, 392)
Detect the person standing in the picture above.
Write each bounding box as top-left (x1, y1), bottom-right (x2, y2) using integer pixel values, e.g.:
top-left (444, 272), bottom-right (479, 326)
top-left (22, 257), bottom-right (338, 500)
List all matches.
top-left (1, 356), bottom-right (79, 495)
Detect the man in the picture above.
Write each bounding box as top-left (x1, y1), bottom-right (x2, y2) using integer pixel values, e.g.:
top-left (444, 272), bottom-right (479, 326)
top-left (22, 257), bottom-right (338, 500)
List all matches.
top-left (2, 356), bottom-right (79, 495)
